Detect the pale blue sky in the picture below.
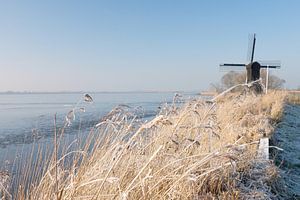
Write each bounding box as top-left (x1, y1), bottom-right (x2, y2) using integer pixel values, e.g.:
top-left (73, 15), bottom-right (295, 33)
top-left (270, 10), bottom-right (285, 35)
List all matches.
top-left (0, 0), bottom-right (299, 92)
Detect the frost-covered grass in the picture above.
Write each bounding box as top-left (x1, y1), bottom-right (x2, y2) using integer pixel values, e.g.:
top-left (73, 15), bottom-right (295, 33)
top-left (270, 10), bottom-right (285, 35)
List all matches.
top-left (3, 90), bottom-right (290, 199)
top-left (287, 92), bottom-right (300, 105)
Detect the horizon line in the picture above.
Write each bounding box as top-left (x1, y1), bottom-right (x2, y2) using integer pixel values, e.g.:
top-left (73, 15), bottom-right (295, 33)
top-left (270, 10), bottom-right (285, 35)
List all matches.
top-left (0, 90), bottom-right (199, 94)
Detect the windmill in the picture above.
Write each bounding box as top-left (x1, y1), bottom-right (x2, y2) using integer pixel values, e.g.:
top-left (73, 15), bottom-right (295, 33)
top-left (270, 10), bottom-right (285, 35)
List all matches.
top-left (220, 34), bottom-right (281, 93)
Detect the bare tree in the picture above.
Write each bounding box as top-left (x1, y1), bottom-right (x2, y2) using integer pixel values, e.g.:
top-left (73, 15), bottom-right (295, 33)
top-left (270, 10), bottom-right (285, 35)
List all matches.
top-left (212, 70), bottom-right (285, 92)
top-left (260, 69), bottom-right (286, 89)
top-left (221, 71), bottom-right (246, 89)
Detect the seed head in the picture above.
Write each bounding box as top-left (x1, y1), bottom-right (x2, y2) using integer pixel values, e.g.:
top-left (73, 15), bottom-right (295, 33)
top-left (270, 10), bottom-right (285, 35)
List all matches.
top-left (84, 94), bottom-right (93, 103)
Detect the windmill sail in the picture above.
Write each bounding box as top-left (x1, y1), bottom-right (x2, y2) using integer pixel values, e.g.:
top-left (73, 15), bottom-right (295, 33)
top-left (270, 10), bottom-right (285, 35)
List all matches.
top-left (219, 34), bottom-right (281, 74)
top-left (258, 60), bottom-right (281, 68)
top-left (247, 33), bottom-right (256, 62)
top-left (219, 63), bottom-right (246, 71)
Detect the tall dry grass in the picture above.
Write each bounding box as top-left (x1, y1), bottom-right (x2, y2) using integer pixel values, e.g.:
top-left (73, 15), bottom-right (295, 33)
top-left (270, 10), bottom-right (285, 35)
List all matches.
top-left (287, 92), bottom-right (300, 105)
top-left (4, 89), bottom-right (290, 199)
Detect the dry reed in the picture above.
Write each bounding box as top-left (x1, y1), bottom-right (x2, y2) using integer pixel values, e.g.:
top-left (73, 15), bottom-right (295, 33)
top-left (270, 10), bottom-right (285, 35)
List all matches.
top-left (4, 89), bottom-right (290, 200)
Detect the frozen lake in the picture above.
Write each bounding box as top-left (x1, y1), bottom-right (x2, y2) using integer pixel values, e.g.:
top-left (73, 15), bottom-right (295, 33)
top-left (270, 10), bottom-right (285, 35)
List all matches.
top-left (0, 92), bottom-right (198, 170)
top-left (0, 92), bottom-right (177, 147)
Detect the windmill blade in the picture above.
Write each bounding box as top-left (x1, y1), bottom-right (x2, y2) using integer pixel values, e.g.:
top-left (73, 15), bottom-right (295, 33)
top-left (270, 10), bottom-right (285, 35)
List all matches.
top-left (247, 33), bottom-right (256, 62)
top-left (219, 63), bottom-right (246, 71)
top-left (220, 63), bottom-right (246, 67)
top-left (260, 65), bottom-right (280, 69)
top-left (258, 60), bottom-right (281, 69)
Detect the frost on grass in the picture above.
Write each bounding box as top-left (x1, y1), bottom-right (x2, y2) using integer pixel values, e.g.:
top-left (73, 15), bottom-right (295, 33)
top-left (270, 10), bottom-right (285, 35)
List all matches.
top-left (84, 94), bottom-right (93, 103)
top-left (65, 93), bottom-right (93, 126)
top-left (13, 90), bottom-right (291, 200)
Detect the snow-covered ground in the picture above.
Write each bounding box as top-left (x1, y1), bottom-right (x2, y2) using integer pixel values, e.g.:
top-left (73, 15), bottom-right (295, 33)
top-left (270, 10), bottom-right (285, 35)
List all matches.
top-left (272, 104), bottom-right (300, 198)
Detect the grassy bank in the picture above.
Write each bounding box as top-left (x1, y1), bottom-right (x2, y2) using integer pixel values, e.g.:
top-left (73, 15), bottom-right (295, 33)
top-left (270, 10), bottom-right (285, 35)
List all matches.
top-left (5, 90), bottom-right (290, 199)
top-left (287, 92), bottom-right (300, 105)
